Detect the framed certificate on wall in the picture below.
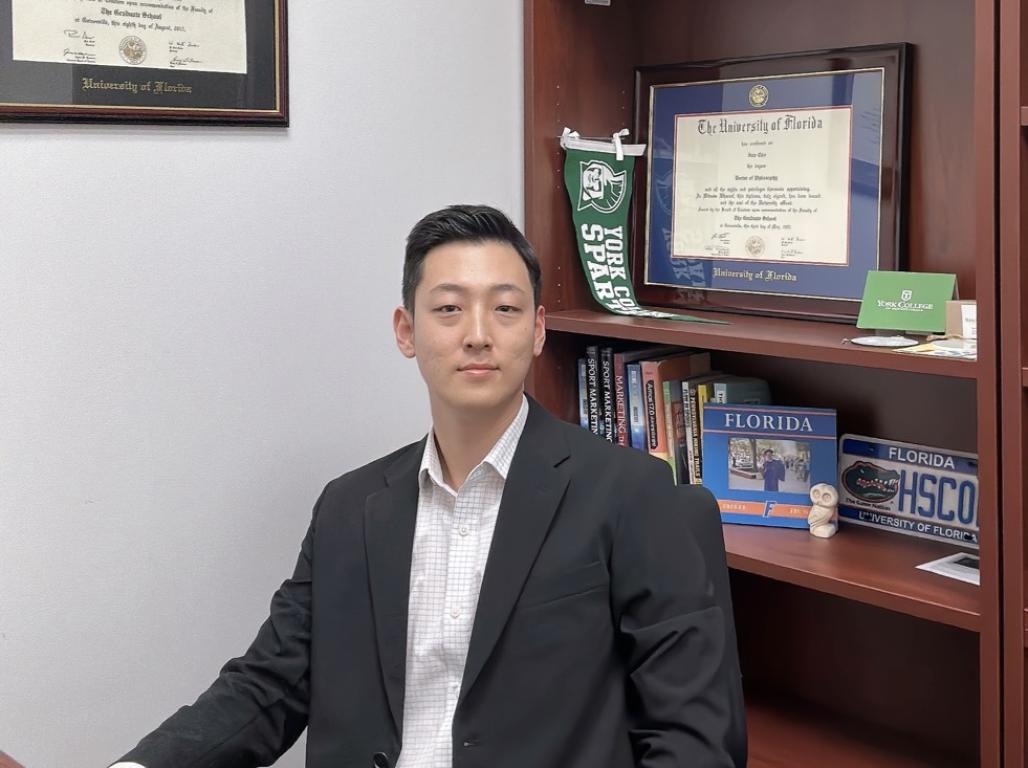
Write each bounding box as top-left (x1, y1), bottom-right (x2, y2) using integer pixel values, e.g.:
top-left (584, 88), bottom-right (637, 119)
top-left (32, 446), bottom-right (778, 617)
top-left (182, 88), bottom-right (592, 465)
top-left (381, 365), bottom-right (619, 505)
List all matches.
top-left (0, 0), bottom-right (288, 124)
top-left (632, 44), bottom-right (910, 322)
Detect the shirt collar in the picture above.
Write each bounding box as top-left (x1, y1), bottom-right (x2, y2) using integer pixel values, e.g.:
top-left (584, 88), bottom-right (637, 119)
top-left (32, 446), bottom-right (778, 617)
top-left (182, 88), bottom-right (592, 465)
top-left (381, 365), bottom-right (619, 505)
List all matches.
top-left (419, 394), bottom-right (529, 491)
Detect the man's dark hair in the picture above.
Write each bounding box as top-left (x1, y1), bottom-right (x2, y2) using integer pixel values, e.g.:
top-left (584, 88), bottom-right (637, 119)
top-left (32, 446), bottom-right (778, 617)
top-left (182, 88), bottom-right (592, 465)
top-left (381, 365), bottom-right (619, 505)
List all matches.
top-left (402, 204), bottom-right (542, 311)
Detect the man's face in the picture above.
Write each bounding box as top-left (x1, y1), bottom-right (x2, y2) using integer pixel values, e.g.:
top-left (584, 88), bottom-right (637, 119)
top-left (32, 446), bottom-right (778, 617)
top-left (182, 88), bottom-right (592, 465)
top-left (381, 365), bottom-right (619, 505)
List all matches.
top-left (394, 240), bottom-right (545, 418)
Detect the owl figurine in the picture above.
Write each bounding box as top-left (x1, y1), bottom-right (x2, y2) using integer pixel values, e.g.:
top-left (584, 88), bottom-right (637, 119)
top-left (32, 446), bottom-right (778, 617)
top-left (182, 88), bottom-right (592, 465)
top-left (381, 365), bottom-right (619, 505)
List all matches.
top-left (807, 483), bottom-right (840, 538)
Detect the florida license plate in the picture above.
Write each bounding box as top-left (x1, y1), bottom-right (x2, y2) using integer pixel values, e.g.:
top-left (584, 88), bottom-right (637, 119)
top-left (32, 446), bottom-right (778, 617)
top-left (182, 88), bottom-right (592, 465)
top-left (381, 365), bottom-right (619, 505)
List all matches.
top-left (838, 434), bottom-right (978, 548)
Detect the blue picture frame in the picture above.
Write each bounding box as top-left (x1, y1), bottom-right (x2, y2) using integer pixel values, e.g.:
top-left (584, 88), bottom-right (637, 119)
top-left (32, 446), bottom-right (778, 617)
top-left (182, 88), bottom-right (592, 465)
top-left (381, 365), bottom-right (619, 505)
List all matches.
top-left (701, 404), bottom-right (838, 529)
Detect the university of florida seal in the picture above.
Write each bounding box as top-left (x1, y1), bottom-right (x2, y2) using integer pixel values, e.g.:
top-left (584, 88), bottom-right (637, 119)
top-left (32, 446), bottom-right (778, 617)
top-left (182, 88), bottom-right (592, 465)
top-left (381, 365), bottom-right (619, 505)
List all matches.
top-left (748, 84), bottom-right (769, 108)
top-left (119, 36), bottom-right (147, 66)
top-left (745, 235), bottom-right (766, 257)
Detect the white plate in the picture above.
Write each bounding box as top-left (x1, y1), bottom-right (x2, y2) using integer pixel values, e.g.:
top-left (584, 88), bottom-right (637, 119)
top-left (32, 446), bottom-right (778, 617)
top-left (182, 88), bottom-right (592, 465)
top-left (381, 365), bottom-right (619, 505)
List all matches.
top-left (849, 335), bottom-right (920, 348)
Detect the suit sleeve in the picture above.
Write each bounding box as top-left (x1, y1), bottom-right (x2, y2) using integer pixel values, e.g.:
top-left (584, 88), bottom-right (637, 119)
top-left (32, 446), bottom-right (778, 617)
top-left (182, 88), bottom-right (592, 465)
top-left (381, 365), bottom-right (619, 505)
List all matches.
top-left (114, 494), bottom-right (322, 768)
top-left (610, 459), bottom-right (734, 768)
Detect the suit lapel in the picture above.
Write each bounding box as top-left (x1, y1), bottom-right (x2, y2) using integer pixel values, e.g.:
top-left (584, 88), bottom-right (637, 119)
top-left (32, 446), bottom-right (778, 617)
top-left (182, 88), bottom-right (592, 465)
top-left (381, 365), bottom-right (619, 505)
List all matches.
top-left (459, 399), bottom-right (571, 703)
top-left (364, 438), bottom-right (424, 735)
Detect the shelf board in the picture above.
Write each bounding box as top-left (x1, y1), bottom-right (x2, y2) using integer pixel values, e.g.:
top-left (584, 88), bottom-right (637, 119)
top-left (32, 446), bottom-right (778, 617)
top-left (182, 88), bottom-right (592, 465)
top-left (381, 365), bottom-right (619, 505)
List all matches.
top-left (545, 309), bottom-right (978, 378)
top-left (724, 523), bottom-right (980, 631)
top-left (747, 692), bottom-right (970, 767)
top-left (1021, 106), bottom-right (1028, 125)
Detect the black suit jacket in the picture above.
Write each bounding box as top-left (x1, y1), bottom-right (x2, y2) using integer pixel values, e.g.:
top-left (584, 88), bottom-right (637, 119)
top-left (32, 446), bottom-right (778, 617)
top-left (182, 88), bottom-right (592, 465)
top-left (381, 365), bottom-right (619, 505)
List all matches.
top-left (119, 398), bottom-right (734, 768)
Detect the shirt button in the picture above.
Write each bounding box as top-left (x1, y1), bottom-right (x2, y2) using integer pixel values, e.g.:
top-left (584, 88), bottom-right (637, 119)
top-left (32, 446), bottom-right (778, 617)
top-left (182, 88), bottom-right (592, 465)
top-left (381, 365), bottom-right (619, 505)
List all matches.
top-left (459, 525), bottom-right (469, 536)
top-left (450, 607), bottom-right (461, 619)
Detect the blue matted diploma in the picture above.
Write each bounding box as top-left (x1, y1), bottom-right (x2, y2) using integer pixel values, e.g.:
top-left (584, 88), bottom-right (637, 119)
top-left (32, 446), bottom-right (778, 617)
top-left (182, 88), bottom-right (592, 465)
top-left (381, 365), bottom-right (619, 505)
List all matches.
top-left (632, 46), bottom-right (909, 321)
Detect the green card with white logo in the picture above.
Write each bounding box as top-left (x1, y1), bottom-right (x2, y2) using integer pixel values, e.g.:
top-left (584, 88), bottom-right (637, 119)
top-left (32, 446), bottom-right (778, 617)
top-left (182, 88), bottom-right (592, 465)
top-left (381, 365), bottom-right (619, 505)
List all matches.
top-left (856, 271), bottom-right (957, 333)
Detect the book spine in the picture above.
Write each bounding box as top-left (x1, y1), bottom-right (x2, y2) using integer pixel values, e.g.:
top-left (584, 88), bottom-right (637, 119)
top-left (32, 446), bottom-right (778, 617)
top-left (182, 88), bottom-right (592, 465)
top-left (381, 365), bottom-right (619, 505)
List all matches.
top-left (697, 383), bottom-right (713, 436)
top-left (691, 383), bottom-right (706, 483)
top-left (666, 380), bottom-right (690, 484)
top-left (577, 358), bottom-right (589, 429)
top-left (600, 347), bottom-right (615, 443)
top-left (627, 363), bottom-right (646, 450)
top-left (714, 382), bottom-right (727, 404)
top-left (696, 383), bottom-right (713, 482)
top-left (640, 360), bottom-right (668, 464)
top-left (612, 352), bottom-right (630, 447)
top-left (662, 381), bottom-right (679, 483)
top-left (668, 382), bottom-right (689, 485)
top-left (681, 381), bottom-right (697, 484)
top-left (585, 346), bottom-right (603, 437)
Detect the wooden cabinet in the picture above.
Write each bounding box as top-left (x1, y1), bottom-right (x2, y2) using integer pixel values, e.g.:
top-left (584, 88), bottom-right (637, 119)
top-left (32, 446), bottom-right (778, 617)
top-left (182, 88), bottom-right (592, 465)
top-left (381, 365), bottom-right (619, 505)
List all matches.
top-left (999, 1), bottom-right (1028, 765)
top-left (523, 1), bottom-right (1000, 764)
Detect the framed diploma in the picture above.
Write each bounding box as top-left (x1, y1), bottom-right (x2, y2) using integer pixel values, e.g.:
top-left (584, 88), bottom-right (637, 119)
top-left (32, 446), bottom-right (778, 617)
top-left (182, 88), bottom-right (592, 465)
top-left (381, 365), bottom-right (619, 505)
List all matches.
top-left (0, 0), bottom-right (287, 124)
top-left (633, 44), bottom-right (910, 321)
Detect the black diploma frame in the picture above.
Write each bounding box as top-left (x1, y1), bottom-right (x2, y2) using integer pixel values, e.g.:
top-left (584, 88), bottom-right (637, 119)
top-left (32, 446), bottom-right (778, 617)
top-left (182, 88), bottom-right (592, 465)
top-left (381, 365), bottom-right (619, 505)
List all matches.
top-left (0, 0), bottom-right (288, 125)
top-left (632, 44), bottom-right (910, 322)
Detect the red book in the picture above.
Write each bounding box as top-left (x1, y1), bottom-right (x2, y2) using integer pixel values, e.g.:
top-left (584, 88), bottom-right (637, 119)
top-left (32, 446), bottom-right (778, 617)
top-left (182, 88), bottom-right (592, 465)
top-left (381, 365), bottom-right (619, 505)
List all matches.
top-left (639, 351), bottom-right (711, 471)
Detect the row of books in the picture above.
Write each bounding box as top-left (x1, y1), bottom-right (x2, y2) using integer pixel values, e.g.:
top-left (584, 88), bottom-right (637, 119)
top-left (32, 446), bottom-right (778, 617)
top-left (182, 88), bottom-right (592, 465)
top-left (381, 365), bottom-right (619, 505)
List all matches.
top-left (577, 343), bottom-right (770, 484)
top-left (577, 344), bottom-right (978, 547)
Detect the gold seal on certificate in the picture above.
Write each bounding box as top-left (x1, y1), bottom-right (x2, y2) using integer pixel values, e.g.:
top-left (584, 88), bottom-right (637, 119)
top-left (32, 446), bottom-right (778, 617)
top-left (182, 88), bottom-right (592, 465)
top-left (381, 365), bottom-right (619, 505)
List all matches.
top-left (748, 84), bottom-right (769, 108)
top-left (632, 45), bottom-right (910, 321)
top-left (118, 36), bottom-right (147, 66)
top-left (745, 236), bottom-right (766, 258)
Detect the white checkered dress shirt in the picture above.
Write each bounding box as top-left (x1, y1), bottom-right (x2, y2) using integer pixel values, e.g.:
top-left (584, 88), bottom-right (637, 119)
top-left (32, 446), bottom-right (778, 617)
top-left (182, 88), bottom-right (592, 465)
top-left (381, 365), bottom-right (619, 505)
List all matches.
top-left (395, 395), bottom-right (529, 768)
top-left (109, 397), bottom-right (530, 768)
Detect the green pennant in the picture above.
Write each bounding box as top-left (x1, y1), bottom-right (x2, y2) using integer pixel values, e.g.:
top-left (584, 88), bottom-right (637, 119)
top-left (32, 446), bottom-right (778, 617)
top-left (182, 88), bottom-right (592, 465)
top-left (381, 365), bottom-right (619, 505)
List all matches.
top-left (560, 129), bottom-right (727, 325)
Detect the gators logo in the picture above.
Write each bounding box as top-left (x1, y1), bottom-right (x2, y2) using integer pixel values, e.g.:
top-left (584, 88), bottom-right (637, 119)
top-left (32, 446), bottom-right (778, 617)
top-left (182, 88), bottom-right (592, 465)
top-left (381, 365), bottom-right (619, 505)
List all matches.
top-left (578, 159), bottom-right (627, 214)
top-left (842, 461), bottom-right (901, 503)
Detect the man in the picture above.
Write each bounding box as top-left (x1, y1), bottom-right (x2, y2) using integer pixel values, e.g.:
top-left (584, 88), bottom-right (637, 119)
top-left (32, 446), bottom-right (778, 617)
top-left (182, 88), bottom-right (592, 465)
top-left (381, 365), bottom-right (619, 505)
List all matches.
top-left (761, 449), bottom-right (786, 492)
top-left (113, 205), bottom-right (735, 768)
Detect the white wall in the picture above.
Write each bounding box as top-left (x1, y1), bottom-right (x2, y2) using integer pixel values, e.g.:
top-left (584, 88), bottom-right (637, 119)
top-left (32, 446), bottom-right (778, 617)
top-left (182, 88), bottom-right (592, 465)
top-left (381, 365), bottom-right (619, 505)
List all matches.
top-left (0, 2), bottom-right (523, 765)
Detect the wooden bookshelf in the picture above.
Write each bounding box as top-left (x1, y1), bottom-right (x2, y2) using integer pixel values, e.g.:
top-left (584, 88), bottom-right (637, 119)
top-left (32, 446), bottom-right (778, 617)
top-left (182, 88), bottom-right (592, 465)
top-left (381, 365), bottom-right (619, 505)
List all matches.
top-left (524, 0), bottom-right (1000, 765)
top-left (1000, 1), bottom-right (1028, 765)
top-left (746, 692), bottom-right (971, 768)
top-left (546, 309), bottom-right (979, 379)
top-left (724, 524), bottom-right (980, 630)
